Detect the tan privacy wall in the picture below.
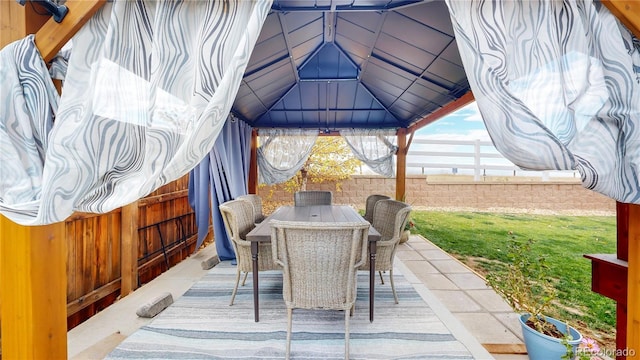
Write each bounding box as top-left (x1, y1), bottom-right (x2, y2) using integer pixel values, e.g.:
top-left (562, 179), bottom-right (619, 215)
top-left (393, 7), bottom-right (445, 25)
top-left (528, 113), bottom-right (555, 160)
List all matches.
top-left (258, 175), bottom-right (616, 214)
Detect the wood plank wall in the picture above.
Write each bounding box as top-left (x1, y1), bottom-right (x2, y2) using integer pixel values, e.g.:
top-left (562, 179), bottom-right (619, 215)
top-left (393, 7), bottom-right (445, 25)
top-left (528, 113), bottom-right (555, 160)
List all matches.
top-left (65, 210), bottom-right (122, 328)
top-left (0, 175), bottom-right (201, 336)
top-left (137, 176), bottom-right (198, 285)
top-left (64, 175), bottom-right (200, 330)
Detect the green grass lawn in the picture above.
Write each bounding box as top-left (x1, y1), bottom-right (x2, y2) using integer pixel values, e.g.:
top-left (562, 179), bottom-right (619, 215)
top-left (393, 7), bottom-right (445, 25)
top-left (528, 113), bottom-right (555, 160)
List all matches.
top-left (409, 210), bottom-right (617, 348)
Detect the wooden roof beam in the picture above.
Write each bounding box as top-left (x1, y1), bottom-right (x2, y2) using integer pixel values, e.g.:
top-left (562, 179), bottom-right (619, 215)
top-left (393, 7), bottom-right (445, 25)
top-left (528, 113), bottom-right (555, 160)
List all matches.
top-left (35, 0), bottom-right (107, 63)
top-left (601, 1), bottom-right (640, 39)
top-left (407, 91), bottom-right (475, 135)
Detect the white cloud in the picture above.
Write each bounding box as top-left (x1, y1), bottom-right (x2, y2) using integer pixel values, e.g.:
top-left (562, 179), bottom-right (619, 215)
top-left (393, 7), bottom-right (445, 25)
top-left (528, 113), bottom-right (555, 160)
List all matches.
top-left (461, 102), bottom-right (483, 122)
top-left (466, 129), bottom-right (491, 141)
top-left (418, 128), bottom-right (489, 142)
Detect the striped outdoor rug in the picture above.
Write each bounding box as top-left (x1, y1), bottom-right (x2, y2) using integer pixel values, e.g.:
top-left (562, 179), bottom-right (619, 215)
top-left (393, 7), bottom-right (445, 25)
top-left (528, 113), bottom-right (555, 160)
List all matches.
top-left (106, 261), bottom-right (475, 359)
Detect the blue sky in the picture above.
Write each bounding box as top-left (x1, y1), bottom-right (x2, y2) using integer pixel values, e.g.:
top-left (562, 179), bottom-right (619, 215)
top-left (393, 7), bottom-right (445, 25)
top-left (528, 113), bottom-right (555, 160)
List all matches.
top-left (415, 101), bottom-right (490, 141)
top-left (408, 101), bottom-right (577, 178)
top-left (400, 101), bottom-right (504, 176)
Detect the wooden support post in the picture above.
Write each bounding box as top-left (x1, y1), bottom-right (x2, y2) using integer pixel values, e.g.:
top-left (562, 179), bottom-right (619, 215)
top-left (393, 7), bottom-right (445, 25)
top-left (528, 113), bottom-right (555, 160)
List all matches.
top-left (0, 0), bottom-right (49, 45)
top-left (585, 201), bottom-right (636, 359)
top-left (616, 202), bottom-right (630, 359)
top-left (0, 222), bottom-right (2, 344)
top-left (1, 216), bottom-right (67, 359)
top-left (1, 1), bottom-right (106, 357)
top-left (1, 3), bottom-right (63, 359)
top-left (248, 129), bottom-right (259, 194)
top-left (592, 5), bottom-right (640, 358)
top-left (395, 128), bottom-right (407, 201)
top-left (628, 204), bottom-right (640, 357)
top-left (121, 202), bottom-right (139, 296)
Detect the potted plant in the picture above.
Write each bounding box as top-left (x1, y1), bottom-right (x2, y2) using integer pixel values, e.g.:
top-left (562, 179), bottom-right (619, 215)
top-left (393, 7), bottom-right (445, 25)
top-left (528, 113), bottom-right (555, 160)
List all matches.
top-left (399, 195), bottom-right (413, 244)
top-left (562, 336), bottom-right (605, 360)
top-left (486, 233), bottom-right (582, 360)
top-left (399, 217), bottom-right (414, 244)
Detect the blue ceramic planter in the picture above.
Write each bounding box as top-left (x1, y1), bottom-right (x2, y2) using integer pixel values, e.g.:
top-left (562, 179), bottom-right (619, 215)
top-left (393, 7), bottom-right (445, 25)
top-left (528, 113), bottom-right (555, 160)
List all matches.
top-left (519, 313), bottom-right (582, 360)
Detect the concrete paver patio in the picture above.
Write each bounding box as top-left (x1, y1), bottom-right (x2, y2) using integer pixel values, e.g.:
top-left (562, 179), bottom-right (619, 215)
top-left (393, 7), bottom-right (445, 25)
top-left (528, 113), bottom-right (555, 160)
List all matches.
top-left (397, 236), bottom-right (528, 359)
top-left (69, 235), bottom-right (529, 359)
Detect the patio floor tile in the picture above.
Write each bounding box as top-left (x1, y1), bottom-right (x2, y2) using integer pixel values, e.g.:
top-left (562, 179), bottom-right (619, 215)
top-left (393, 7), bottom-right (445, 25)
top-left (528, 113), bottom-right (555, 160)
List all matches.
top-left (429, 258), bottom-right (472, 273)
top-left (447, 273), bottom-right (490, 290)
top-left (395, 248), bottom-right (425, 261)
top-left (466, 289), bottom-right (513, 312)
top-left (405, 238), bottom-right (439, 250)
top-left (402, 259), bottom-right (440, 275)
top-left (430, 290), bottom-right (482, 312)
top-left (454, 313), bottom-right (524, 344)
top-left (419, 248), bottom-right (454, 260)
top-left (420, 273), bottom-right (459, 290)
top-left (493, 312), bottom-right (525, 341)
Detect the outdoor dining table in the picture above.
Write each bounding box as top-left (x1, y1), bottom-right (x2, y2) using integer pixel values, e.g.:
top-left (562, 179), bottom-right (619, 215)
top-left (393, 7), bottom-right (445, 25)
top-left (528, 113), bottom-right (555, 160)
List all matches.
top-left (245, 204), bottom-right (381, 323)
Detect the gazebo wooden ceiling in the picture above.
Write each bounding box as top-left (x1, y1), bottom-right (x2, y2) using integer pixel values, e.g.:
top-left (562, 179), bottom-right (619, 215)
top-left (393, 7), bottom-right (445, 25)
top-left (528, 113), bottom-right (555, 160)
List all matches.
top-left (233, 0), bottom-right (472, 132)
top-left (0, 1), bottom-right (639, 359)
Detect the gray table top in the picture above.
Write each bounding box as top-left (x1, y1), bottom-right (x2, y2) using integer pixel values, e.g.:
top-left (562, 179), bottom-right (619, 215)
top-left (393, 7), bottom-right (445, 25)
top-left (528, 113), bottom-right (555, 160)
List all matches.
top-left (246, 205), bottom-right (381, 243)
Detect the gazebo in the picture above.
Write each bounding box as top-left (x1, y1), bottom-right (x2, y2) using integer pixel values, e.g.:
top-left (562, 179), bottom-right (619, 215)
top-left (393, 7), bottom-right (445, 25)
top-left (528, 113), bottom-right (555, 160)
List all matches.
top-left (1, 0), bottom-right (639, 358)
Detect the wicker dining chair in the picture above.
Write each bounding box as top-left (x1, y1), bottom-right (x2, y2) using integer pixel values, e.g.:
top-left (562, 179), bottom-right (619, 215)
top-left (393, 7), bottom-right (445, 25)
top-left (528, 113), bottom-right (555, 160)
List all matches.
top-left (363, 194), bottom-right (391, 223)
top-left (219, 199), bottom-right (280, 306)
top-left (270, 220), bottom-right (370, 360)
top-left (359, 199), bottom-right (412, 304)
top-left (293, 190), bottom-right (333, 206)
top-left (236, 194), bottom-right (266, 223)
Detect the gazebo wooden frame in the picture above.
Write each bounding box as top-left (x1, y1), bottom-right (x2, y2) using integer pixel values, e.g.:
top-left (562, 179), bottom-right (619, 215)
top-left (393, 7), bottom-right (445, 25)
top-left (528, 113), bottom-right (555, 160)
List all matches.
top-left (0, 1), bottom-right (638, 358)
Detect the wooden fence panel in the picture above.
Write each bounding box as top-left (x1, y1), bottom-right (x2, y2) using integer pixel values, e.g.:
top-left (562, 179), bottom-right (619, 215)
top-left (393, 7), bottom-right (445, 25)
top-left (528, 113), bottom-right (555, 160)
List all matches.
top-left (66, 211), bottom-right (122, 329)
top-left (65, 175), bottom-right (198, 330)
top-left (137, 189), bottom-right (196, 285)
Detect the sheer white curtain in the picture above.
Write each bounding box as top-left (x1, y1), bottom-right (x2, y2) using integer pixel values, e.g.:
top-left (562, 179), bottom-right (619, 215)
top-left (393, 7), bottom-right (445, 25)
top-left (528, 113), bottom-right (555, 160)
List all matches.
top-left (446, 0), bottom-right (640, 203)
top-left (0, 0), bottom-right (272, 225)
top-left (340, 129), bottom-right (398, 177)
top-left (257, 129), bottom-right (319, 184)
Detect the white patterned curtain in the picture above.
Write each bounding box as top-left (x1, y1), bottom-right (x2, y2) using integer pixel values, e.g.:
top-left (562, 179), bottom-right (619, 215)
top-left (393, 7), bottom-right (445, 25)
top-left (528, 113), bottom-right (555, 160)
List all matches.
top-left (446, 0), bottom-right (640, 203)
top-left (340, 129), bottom-right (398, 177)
top-left (0, 0), bottom-right (272, 225)
top-left (257, 129), bottom-right (319, 184)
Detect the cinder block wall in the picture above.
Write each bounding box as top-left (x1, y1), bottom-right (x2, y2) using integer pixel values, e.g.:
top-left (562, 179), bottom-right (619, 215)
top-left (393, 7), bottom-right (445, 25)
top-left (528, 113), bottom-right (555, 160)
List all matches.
top-left (258, 175), bottom-right (616, 213)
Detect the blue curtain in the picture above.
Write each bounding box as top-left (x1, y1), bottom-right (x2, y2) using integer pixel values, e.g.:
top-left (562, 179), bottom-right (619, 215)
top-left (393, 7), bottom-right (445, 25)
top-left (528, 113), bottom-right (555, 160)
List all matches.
top-left (189, 117), bottom-right (252, 259)
top-left (188, 155), bottom-right (212, 252)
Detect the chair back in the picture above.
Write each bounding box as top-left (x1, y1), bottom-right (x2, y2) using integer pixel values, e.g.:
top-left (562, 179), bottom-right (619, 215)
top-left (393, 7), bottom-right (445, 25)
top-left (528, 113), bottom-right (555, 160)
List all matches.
top-left (372, 199), bottom-right (412, 242)
top-left (363, 194), bottom-right (390, 223)
top-left (293, 190), bottom-right (333, 206)
top-left (219, 199), bottom-right (255, 249)
top-left (236, 194), bottom-right (265, 223)
top-left (270, 220), bottom-right (369, 310)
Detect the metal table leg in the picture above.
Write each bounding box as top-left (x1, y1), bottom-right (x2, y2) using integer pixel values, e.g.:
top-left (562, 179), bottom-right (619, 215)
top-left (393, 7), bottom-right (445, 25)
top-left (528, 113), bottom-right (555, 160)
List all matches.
top-left (369, 241), bottom-right (377, 322)
top-left (251, 241), bottom-right (259, 322)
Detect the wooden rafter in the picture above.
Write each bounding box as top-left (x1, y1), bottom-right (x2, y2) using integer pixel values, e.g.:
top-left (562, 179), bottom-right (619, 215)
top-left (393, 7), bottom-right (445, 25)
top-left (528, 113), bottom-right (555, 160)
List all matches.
top-left (601, 1), bottom-right (640, 39)
top-left (35, 0), bottom-right (107, 63)
top-left (407, 91), bottom-right (475, 134)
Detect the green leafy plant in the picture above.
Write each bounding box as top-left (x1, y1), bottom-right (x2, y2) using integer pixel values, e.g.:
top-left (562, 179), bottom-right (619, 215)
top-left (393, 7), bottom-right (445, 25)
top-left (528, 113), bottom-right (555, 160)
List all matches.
top-left (486, 232), bottom-right (565, 338)
top-left (400, 195), bottom-right (414, 231)
top-left (404, 218), bottom-right (415, 231)
top-left (282, 137), bottom-right (361, 193)
top-left (562, 337), bottom-right (604, 360)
